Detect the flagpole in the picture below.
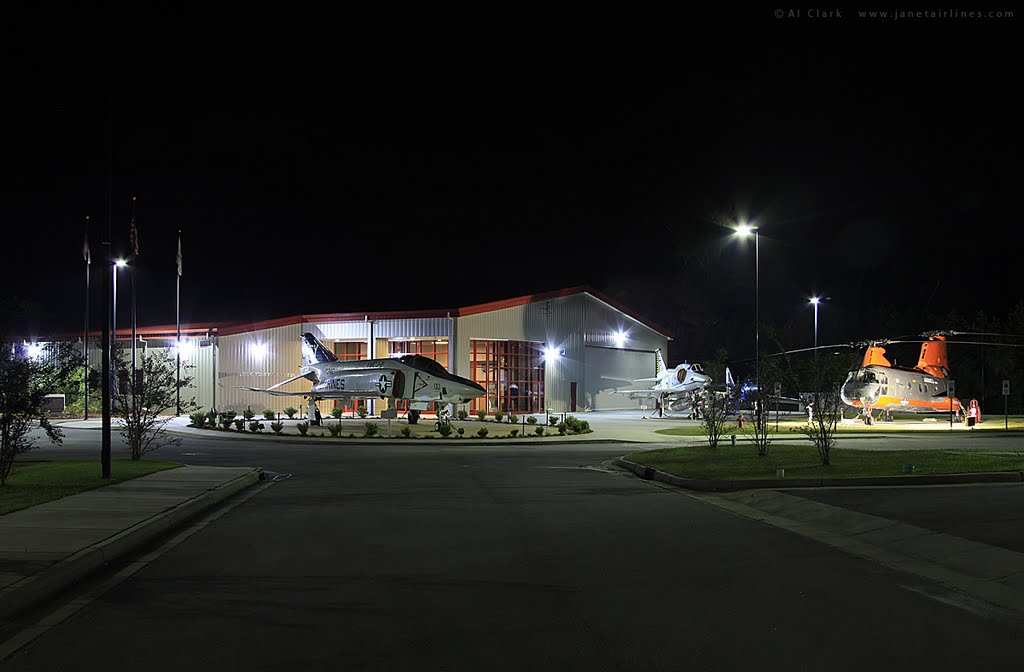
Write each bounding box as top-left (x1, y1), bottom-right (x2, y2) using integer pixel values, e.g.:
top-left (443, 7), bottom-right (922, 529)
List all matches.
top-left (176, 229), bottom-right (181, 416)
top-left (101, 69), bottom-right (113, 480)
top-left (84, 216), bottom-right (91, 420)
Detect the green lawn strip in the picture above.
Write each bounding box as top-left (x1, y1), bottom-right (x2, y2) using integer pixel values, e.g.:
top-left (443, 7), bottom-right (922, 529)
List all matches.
top-left (0, 460), bottom-right (183, 516)
top-left (624, 444), bottom-right (1024, 480)
top-left (655, 416), bottom-right (1024, 437)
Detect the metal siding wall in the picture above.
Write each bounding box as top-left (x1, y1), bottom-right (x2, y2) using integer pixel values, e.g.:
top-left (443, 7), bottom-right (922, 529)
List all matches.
top-left (374, 318), bottom-right (451, 339)
top-left (310, 318), bottom-right (450, 341)
top-left (310, 322), bottom-right (370, 341)
top-left (217, 324), bottom-right (302, 415)
top-left (135, 342), bottom-right (214, 414)
top-left (583, 294), bottom-right (667, 352)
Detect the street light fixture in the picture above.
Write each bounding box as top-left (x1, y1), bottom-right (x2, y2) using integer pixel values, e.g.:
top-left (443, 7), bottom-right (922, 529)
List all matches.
top-left (809, 296), bottom-right (820, 350)
top-left (735, 224), bottom-right (759, 405)
top-left (112, 260), bottom-right (128, 397)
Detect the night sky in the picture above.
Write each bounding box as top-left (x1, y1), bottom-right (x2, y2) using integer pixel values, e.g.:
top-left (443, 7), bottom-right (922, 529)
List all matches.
top-left (2, 4), bottom-right (1016, 367)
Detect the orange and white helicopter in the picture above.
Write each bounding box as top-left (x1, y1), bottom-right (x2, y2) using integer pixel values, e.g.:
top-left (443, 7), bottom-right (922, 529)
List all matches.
top-left (830, 331), bottom-right (1020, 423)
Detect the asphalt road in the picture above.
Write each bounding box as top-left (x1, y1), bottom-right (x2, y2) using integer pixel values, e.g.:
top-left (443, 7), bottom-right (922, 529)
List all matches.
top-left (3, 430), bottom-right (1023, 670)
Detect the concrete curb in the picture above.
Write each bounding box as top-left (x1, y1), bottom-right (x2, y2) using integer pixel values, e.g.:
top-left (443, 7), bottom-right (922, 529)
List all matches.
top-left (0, 468), bottom-right (262, 622)
top-left (614, 458), bottom-right (1024, 492)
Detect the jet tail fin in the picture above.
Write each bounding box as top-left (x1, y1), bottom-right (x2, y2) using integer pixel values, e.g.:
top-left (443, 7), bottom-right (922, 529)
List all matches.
top-left (725, 367), bottom-right (735, 389)
top-left (655, 348), bottom-right (667, 377)
top-left (301, 332), bottom-right (338, 367)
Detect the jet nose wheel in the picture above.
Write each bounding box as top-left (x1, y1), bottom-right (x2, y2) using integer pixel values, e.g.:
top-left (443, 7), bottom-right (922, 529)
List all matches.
top-left (434, 421), bottom-right (442, 431)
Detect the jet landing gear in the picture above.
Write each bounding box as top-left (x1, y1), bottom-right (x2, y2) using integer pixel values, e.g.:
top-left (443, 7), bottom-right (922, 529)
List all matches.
top-left (306, 397), bottom-right (323, 426)
top-left (434, 406), bottom-right (452, 431)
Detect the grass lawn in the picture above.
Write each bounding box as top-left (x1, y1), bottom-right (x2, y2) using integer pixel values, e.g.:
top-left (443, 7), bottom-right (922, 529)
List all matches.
top-left (655, 415), bottom-right (1024, 437)
top-left (625, 444), bottom-right (1024, 480)
top-left (0, 459), bottom-right (182, 516)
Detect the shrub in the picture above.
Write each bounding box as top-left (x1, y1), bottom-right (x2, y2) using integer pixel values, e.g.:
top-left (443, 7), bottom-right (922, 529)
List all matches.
top-left (578, 420), bottom-right (590, 433)
top-left (535, 426), bottom-right (544, 436)
top-left (457, 427), bottom-right (465, 438)
top-left (331, 407), bottom-right (343, 419)
top-left (296, 421), bottom-right (309, 436)
top-left (510, 429), bottom-right (519, 438)
top-left (357, 405), bottom-right (368, 419)
top-left (495, 412), bottom-right (504, 423)
top-left (233, 419), bottom-right (245, 431)
top-left (263, 409), bottom-right (276, 421)
top-left (363, 422), bottom-right (378, 437)
top-left (270, 421), bottom-right (284, 434)
top-left (248, 421), bottom-right (264, 433)
top-left (477, 410), bottom-right (487, 421)
top-left (189, 411), bottom-right (207, 428)
top-left (219, 417), bottom-right (234, 430)
top-left (548, 416), bottom-right (559, 426)
top-left (438, 424), bottom-right (453, 438)
top-left (526, 416), bottom-right (538, 425)
top-left (476, 427), bottom-right (489, 438)
top-left (457, 409), bottom-right (469, 421)
top-left (243, 406), bottom-right (255, 421)
top-left (205, 409), bottom-right (218, 426)
top-left (557, 421), bottom-right (568, 435)
top-left (509, 414), bottom-right (518, 425)
top-left (565, 416), bottom-right (582, 433)
top-left (401, 427), bottom-right (412, 438)
top-left (327, 423), bottom-right (342, 437)
top-left (283, 406), bottom-right (298, 419)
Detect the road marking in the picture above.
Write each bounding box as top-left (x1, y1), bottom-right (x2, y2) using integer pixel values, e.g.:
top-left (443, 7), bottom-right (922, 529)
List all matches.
top-left (0, 481), bottom-right (276, 663)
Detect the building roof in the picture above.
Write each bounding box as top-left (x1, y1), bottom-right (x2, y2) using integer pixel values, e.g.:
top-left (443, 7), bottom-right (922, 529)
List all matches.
top-left (69, 286), bottom-right (672, 340)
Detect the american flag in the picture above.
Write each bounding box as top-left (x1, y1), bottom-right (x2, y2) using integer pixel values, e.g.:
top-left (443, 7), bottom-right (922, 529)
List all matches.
top-left (129, 213), bottom-right (139, 256)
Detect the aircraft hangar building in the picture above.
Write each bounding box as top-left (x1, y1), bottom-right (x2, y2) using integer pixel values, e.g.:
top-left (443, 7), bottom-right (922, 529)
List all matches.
top-left (87, 286), bottom-right (671, 417)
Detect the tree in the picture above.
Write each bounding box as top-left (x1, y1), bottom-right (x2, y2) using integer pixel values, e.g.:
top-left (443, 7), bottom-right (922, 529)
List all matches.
top-left (749, 355), bottom-right (789, 457)
top-left (797, 351), bottom-right (859, 466)
top-left (112, 346), bottom-right (199, 460)
top-left (698, 348), bottom-right (735, 449)
top-left (0, 339), bottom-right (83, 485)
top-left (699, 390), bottom-right (734, 449)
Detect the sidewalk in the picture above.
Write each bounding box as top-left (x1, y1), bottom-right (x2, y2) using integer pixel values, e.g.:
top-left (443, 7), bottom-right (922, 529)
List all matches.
top-left (0, 465), bottom-right (261, 621)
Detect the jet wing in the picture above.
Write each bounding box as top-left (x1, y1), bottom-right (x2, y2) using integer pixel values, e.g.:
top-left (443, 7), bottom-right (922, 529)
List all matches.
top-left (237, 370), bottom-right (316, 396)
top-left (238, 387), bottom-right (310, 397)
top-left (611, 389), bottom-right (662, 399)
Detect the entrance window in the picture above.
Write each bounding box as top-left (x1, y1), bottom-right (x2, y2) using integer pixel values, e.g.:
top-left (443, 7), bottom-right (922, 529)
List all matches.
top-left (389, 339), bottom-right (449, 413)
top-left (332, 342), bottom-right (367, 412)
top-left (470, 340), bottom-right (545, 415)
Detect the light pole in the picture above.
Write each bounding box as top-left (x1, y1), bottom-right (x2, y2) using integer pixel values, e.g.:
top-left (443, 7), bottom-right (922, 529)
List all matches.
top-left (113, 259), bottom-right (127, 400)
top-left (735, 224), bottom-right (759, 407)
top-left (809, 296), bottom-right (820, 350)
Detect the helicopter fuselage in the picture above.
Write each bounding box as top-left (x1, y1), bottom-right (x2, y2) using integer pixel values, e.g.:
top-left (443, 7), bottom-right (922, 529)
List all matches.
top-left (841, 365), bottom-right (962, 413)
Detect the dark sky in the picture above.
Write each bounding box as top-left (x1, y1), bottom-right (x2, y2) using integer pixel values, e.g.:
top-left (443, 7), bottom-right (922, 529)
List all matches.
top-left (2, 4), bottom-right (1017, 365)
